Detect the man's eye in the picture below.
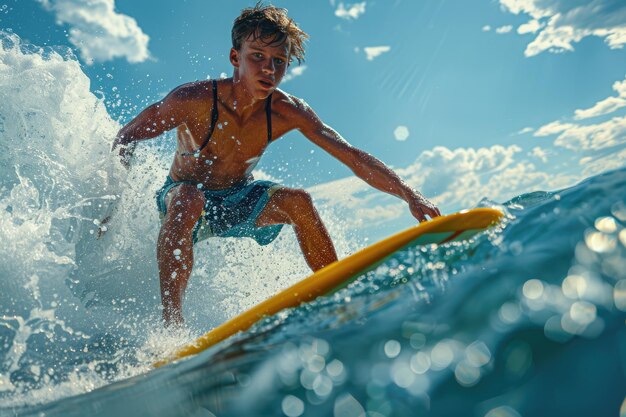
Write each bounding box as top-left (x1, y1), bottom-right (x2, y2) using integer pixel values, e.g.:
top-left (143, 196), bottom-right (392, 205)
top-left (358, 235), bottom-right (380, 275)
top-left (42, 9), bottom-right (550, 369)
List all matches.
top-left (274, 58), bottom-right (285, 65)
top-left (253, 53), bottom-right (263, 58)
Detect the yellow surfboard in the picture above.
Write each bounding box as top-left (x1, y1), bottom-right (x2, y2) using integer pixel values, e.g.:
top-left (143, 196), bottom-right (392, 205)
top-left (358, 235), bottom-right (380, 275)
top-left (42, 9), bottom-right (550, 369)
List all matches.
top-left (153, 207), bottom-right (503, 367)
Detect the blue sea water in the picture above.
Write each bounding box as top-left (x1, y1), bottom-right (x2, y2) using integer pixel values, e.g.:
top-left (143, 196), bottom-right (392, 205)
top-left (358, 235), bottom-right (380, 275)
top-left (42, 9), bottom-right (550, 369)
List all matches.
top-left (1, 33), bottom-right (626, 417)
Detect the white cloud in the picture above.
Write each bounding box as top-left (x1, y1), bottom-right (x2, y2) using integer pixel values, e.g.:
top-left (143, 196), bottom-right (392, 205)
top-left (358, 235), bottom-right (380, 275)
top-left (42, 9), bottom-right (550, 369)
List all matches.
top-left (482, 25), bottom-right (492, 32)
top-left (37, 0), bottom-right (150, 64)
top-left (614, 78), bottom-right (626, 97)
top-left (335, 2), bottom-right (366, 20)
top-left (534, 121), bottom-right (577, 137)
top-left (524, 21), bottom-right (586, 56)
top-left (281, 65), bottom-right (307, 84)
top-left (499, 0), bottom-right (626, 57)
top-left (574, 97), bottom-right (626, 120)
top-left (413, 146), bottom-right (577, 206)
top-left (518, 19), bottom-right (543, 34)
top-left (496, 25), bottom-right (513, 34)
top-left (533, 77), bottom-right (626, 151)
top-left (574, 76), bottom-right (626, 120)
top-left (535, 118), bottom-right (626, 152)
top-left (364, 46), bottom-right (391, 61)
top-left (517, 127), bottom-right (534, 135)
top-left (579, 147), bottom-right (626, 177)
top-left (499, 0), bottom-right (552, 19)
top-left (397, 145), bottom-right (526, 204)
top-left (529, 146), bottom-right (548, 163)
top-left (552, 115), bottom-right (626, 151)
top-left (535, 116), bottom-right (626, 151)
top-left (393, 126), bottom-right (409, 141)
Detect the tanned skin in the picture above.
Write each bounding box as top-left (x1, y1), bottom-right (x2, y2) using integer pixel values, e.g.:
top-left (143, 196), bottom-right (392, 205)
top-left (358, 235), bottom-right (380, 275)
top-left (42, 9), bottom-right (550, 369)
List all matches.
top-left (112, 35), bottom-right (441, 326)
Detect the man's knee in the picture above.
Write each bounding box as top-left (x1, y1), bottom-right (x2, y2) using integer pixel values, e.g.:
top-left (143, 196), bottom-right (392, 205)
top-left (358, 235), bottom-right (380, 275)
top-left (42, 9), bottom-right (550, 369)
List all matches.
top-left (274, 188), bottom-right (316, 223)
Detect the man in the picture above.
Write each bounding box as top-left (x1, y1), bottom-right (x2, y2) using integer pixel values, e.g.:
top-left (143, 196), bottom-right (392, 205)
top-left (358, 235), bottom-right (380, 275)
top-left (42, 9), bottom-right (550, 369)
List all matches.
top-left (112, 4), bottom-right (440, 326)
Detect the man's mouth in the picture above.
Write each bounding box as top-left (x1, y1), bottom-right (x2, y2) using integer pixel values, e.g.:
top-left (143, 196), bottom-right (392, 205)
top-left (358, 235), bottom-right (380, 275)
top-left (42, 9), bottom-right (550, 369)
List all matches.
top-left (258, 79), bottom-right (274, 89)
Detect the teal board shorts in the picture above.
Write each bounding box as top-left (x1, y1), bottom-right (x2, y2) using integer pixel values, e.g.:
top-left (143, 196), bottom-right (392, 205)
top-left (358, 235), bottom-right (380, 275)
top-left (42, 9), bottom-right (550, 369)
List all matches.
top-left (156, 175), bottom-right (284, 245)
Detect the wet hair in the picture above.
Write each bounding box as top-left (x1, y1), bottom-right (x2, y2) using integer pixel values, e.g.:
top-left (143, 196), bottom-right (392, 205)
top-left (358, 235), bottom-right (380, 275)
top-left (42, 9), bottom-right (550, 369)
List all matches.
top-left (232, 2), bottom-right (309, 64)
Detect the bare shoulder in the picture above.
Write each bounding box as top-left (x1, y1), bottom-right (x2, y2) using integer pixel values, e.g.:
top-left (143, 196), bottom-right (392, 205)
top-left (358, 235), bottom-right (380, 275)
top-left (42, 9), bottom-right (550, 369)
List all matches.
top-left (159, 80), bottom-right (213, 119)
top-left (271, 89), bottom-right (321, 130)
top-left (167, 80), bottom-right (213, 103)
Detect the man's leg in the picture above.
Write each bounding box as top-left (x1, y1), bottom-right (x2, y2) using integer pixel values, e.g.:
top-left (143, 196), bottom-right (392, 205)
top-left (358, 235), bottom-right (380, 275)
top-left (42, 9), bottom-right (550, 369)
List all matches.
top-left (157, 184), bottom-right (206, 326)
top-left (256, 188), bottom-right (338, 271)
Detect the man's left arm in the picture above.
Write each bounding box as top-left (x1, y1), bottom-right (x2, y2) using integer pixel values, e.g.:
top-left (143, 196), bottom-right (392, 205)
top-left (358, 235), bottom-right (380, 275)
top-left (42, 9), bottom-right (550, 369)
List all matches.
top-left (294, 101), bottom-right (441, 222)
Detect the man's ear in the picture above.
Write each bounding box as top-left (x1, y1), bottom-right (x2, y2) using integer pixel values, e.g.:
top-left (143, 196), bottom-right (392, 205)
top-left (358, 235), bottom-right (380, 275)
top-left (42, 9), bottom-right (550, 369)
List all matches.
top-left (229, 48), bottom-right (239, 68)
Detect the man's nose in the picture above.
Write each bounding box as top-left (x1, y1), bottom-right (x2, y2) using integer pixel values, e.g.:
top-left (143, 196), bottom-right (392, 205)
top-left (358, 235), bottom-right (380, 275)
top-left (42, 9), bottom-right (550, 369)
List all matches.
top-left (262, 59), bottom-right (275, 74)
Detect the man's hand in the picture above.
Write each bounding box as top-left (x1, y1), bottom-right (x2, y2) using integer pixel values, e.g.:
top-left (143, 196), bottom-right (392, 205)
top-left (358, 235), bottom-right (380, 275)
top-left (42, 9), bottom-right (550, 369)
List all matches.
top-left (111, 136), bottom-right (135, 169)
top-left (405, 190), bottom-right (441, 222)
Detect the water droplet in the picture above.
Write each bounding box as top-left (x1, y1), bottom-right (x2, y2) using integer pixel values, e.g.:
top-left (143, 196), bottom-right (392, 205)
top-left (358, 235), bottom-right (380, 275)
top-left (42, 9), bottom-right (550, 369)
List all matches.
top-left (326, 359), bottom-right (344, 378)
top-left (523, 279), bottom-right (543, 300)
top-left (465, 341), bottom-right (491, 367)
top-left (430, 341), bottom-right (454, 369)
top-left (410, 351), bottom-right (431, 374)
top-left (562, 274), bottom-right (587, 299)
top-left (498, 302), bottom-right (521, 324)
top-left (595, 216), bottom-right (618, 233)
top-left (569, 300), bottom-right (596, 326)
top-left (312, 374), bottom-right (333, 396)
top-left (384, 340), bottom-right (401, 358)
top-left (409, 332), bottom-right (426, 349)
top-left (307, 354), bottom-right (325, 372)
top-left (454, 360), bottom-right (481, 387)
top-left (281, 395), bottom-right (304, 417)
top-left (585, 231), bottom-right (617, 253)
top-left (391, 361), bottom-right (415, 388)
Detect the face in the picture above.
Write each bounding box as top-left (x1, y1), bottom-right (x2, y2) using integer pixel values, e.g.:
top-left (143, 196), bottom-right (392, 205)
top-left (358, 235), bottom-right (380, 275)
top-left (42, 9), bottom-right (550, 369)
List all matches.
top-left (230, 34), bottom-right (290, 99)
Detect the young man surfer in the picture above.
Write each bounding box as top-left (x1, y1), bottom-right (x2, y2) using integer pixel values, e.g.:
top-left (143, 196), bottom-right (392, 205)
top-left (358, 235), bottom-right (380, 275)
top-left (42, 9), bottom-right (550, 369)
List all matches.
top-left (112, 4), bottom-right (441, 326)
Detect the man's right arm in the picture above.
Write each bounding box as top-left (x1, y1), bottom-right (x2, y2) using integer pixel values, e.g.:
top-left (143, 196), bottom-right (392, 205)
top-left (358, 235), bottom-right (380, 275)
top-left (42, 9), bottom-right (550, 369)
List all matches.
top-left (111, 85), bottom-right (194, 168)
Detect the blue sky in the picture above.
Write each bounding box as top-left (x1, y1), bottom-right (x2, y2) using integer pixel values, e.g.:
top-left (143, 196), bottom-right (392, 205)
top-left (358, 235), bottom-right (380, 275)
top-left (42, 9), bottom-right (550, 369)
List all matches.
top-left (3, 0), bottom-right (626, 239)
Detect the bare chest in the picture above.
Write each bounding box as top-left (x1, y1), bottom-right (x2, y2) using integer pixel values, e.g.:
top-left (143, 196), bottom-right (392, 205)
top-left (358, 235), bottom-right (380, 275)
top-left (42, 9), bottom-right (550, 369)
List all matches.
top-left (178, 110), bottom-right (271, 159)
